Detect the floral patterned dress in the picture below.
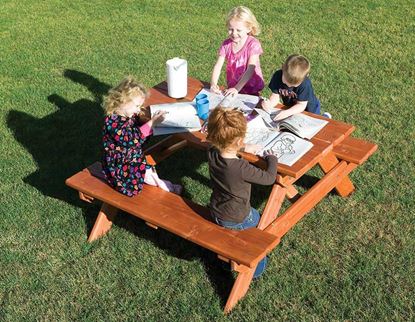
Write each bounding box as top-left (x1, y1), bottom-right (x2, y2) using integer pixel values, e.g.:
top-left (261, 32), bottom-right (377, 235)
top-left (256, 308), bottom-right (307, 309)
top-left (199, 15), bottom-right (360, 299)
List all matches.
top-left (102, 113), bottom-right (149, 197)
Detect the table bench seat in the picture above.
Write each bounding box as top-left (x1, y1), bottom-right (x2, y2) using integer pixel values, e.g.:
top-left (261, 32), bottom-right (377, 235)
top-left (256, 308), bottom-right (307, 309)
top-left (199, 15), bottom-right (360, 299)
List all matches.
top-left (333, 136), bottom-right (378, 165)
top-left (65, 162), bottom-right (280, 269)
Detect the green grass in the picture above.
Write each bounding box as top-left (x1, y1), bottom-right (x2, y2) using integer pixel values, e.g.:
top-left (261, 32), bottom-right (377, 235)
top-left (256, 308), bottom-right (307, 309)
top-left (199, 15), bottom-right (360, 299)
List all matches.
top-left (1, 0), bottom-right (414, 320)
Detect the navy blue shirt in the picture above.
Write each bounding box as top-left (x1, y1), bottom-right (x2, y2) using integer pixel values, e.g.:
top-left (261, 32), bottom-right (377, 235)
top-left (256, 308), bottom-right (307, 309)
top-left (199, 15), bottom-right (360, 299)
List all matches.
top-left (268, 69), bottom-right (320, 114)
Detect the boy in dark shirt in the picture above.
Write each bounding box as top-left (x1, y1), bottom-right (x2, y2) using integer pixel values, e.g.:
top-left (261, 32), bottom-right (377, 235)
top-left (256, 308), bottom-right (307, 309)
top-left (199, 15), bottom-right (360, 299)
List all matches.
top-left (206, 107), bottom-right (278, 278)
top-left (262, 54), bottom-right (330, 120)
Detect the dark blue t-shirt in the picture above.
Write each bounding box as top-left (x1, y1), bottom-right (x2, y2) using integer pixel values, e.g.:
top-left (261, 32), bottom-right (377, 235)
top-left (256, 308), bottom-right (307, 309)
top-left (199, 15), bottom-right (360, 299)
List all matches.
top-left (268, 69), bottom-right (320, 114)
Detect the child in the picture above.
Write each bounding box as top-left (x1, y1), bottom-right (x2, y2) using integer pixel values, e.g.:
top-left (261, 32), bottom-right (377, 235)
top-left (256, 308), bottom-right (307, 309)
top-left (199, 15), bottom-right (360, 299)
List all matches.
top-left (206, 107), bottom-right (278, 278)
top-left (102, 76), bottom-right (182, 197)
top-left (210, 6), bottom-right (265, 97)
top-left (262, 54), bottom-right (331, 121)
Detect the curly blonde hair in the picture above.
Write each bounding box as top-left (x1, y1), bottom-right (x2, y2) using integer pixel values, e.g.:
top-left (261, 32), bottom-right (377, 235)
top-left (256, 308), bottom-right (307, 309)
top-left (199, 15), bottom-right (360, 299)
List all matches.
top-left (206, 107), bottom-right (247, 151)
top-left (103, 76), bottom-right (148, 115)
top-left (226, 6), bottom-right (261, 36)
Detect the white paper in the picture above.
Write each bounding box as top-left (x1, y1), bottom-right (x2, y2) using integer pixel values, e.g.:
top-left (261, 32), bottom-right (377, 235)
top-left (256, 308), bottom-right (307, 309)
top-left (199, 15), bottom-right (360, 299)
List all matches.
top-left (276, 113), bottom-right (328, 139)
top-left (244, 114), bottom-right (314, 166)
top-left (193, 88), bottom-right (259, 113)
top-left (260, 132), bottom-right (313, 166)
top-left (150, 102), bottom-right (201, 136)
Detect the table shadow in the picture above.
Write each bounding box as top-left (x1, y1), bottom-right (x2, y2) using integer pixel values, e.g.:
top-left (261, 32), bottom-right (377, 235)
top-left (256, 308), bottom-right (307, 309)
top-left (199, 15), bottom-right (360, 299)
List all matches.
top-left (6, 70), bottom-right (233, 307)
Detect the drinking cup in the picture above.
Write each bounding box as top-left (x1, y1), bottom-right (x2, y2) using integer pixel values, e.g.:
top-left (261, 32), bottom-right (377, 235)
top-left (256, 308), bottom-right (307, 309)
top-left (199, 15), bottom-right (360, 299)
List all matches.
top-left (197, 99), bottom-right (209, 120)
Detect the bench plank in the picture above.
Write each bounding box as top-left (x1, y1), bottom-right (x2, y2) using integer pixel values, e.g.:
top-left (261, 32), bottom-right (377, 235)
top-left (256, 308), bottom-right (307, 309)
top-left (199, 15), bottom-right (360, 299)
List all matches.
top-left (66, 162), bottom-right (280, 268)
top-left (333, 136), bottom-right (378, 165)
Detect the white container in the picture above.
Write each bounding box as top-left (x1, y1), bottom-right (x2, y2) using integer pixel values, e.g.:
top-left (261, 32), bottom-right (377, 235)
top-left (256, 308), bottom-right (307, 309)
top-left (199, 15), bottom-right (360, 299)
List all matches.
top-left (166, 57), bottom-right (187, 98)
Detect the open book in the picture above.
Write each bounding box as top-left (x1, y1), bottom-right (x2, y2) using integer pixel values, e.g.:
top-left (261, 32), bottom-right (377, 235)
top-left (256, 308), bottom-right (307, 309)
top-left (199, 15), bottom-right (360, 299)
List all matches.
top-left (194, 88), bottom-right (260, 114)
top-left (244, 116), bottom-right (313, 166)
top-left (150, 102), bottom-right (201, 136)
top-left (254, 108), bottom-right (328, 140)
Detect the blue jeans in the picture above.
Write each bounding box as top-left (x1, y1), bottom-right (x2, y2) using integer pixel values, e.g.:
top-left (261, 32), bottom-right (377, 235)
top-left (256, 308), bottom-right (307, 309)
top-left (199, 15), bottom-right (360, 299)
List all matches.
top-left (307, 99), bottom-right (321, 115)
top-left (214, 208), bottom-right (268, 279)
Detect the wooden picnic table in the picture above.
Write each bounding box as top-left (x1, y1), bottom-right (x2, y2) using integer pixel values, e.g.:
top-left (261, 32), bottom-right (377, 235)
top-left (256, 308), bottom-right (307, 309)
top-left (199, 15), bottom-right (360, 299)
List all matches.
top-left (66, 76), bottom-right (377, 313)
top-left (144, 76), bottom-right (377, 237)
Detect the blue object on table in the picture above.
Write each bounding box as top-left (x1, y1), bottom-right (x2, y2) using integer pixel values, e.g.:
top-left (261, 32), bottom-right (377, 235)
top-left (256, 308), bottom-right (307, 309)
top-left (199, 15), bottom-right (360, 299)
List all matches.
top-left (195, 93), bottom-right (208, 102)
top-left (197, 99), bottom-right (209, 120)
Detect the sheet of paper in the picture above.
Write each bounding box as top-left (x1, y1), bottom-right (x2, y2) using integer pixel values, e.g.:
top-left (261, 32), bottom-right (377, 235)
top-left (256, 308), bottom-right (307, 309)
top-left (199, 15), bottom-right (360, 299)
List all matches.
top-left (152, 126), bottom-right (201, 136)
top-left (193, 88), bottom-right (259, 113)
top-left (277, 113), bottom-right (328, 139)
top-left (244, 116), bottom-right (280, 148)
top-left (260, 132), bottom-right (314, 166)
top-left (150, 102), bottom-right (200, 128)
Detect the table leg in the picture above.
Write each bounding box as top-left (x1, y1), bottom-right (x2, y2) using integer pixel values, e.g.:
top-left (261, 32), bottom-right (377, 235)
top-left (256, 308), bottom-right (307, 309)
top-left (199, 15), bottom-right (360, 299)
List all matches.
top-left (224, 268), bottom-right (255, 314)
top-left (319, 152), bottom-right (355, 197)
top-left (144, 135), bottom-right (188, 166)
top-left (88, 203), bottom-right (118, 242)
top-left (257, 184), bottom-right (286, 230)
top-left (266, 160), bottom-right (351, 238)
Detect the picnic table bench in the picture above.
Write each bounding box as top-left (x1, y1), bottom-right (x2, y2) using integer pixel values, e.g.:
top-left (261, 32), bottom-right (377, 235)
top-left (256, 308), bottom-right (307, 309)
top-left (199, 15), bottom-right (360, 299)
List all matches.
top-left (66, 161), bottom-right (281, 313)
top-left (65, 77), bottom-right (377, 313)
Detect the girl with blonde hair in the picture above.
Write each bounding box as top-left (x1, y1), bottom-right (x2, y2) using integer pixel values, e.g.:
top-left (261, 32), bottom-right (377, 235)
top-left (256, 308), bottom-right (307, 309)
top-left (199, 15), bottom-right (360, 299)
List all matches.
top-left (102, 76), bottom-right (182, 196)
top-left (210, 6), bottom-right (265, 97)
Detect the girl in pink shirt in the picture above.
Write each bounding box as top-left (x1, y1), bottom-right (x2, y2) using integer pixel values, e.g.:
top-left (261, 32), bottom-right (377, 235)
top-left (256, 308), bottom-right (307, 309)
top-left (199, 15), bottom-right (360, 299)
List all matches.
top-left (210, 6), bottom-right (265, 97)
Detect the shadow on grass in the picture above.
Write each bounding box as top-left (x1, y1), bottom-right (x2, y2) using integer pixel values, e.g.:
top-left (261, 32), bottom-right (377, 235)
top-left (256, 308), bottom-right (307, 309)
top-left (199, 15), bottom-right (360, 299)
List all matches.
top-left (6, 69), bottom-right (234, 307)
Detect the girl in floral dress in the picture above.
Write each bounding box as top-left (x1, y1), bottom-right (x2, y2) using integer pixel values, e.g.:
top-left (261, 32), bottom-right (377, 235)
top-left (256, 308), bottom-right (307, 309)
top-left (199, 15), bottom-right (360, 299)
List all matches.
top-left (102, 76), bottom-right (182, 196)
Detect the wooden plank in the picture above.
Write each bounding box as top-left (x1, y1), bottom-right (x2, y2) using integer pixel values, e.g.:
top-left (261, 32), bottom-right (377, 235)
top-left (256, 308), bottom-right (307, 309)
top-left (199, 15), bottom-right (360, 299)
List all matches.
top-left (319, 152), bottom-right (356, 197)
top-left (265, 160), bottom-right (351, 238)
top-left (66, 163), bottom-right (280, 268)
top-left (88, 203), bottom-right (118, 242)
top-left (333, 136), bottom-right (378, 165)
top-left (144, 135), bottom-right (188, 165)
top-left (224, 269), bottom-right (255, 314)
top-left (257, 184), bottom-right (286, 230)
top-left (305, 111), bottom-right (355, 146)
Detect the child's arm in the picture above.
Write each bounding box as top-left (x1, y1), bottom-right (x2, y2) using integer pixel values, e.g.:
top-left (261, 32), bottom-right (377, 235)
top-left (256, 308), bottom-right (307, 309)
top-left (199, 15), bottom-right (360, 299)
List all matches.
top-left (210, 56), bottom-right (225, 94)
top-left (139, 111), bottom-right (167, 137)
top-left (240, 154), bottom-right (278, 185)
top-left (223, 54), bottom-right (259, 97)
top-left (273, 101), bottom-right (307, 121)
top-left (261, 93), bottom-right (280, 111)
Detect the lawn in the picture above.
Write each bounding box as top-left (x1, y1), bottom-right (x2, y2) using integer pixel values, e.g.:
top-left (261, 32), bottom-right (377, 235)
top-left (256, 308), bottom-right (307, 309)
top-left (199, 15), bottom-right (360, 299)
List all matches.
top-left (1, 0), bottom-right (414, 320)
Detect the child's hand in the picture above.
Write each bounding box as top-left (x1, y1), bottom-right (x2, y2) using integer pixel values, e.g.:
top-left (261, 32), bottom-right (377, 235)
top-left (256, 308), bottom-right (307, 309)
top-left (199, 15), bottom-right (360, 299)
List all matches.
top-left (151, 110), bottom-right (167, 125)
top-left (272, 110), bottom-right (290, 121)
top-left (261, 98), bottom-right (272, 111)
top-left (243, 144), bottom-right (262, 155)
top-left (224, 87), bottom-right (238, 97)
top-left (263, 149), bottom-right (275, 157)
top-left (210, 84), bottom-right (222, 94)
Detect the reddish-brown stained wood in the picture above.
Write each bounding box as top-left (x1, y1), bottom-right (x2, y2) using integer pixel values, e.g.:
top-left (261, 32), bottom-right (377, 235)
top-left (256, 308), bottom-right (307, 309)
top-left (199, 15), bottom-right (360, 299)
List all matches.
top-left (224, 269), bottom-right (255, 314)
top-left (265, 160), bottom-right (354, 238)
top-left (319, 152), bottom-right (356, 197)
top-left (87, 203), bottom-right (118, 242)
top-left (306, 111), bottom-right (355, 146)
top-left (66, 163), bottom-right (280, 268)
top-left (333, 136), bottom-right (378, 165)
top-left (144, 135), bottom-right (188, 165)
top-left (257, 184), bottom-right (286, 230)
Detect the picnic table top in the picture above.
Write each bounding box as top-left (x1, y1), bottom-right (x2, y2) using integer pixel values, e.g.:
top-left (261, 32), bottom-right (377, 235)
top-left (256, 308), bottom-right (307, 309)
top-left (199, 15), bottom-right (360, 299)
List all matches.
top-left (144, 77), bottom-right (355, 179)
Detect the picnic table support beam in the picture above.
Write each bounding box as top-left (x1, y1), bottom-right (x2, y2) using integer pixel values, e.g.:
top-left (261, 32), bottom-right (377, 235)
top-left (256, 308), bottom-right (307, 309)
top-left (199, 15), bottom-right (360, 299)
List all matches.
top-left (257, 184), bottom-right (286, 230)
top-left (144, 135), bottom-right (188, 166)
top-left (88, 203), bottom-right (118, 242)
top-left (266, 159), bottom-right (351, 238)
top-left (318, 153), bottom-right (355, 197)
top-left (224, 269), bottom-right (255, 314)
